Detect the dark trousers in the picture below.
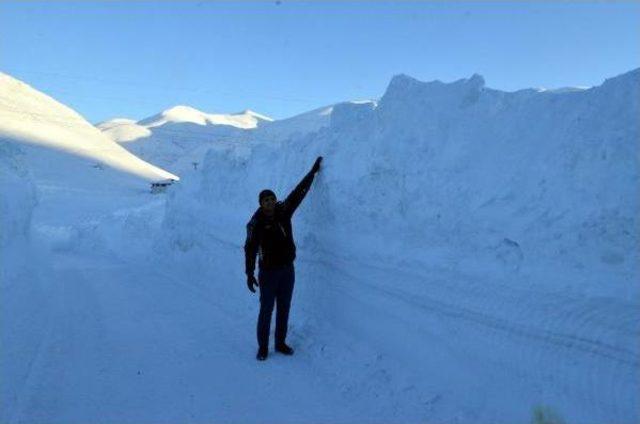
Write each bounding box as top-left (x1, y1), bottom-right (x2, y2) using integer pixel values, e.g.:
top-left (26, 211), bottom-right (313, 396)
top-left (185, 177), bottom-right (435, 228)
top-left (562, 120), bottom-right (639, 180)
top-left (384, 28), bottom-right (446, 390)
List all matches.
top-left (257, 264), bottom-right (295, 349)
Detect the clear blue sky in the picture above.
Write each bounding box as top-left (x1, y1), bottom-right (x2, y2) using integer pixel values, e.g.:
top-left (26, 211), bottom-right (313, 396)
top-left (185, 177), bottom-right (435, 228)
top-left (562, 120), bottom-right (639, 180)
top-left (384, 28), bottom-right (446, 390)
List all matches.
top-left (2, 1), bottom-right (639, 123)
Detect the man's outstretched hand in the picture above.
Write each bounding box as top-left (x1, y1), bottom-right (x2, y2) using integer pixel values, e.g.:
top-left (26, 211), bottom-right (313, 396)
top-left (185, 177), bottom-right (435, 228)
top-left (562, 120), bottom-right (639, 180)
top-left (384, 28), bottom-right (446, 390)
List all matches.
top-left (247, 275), bottom-right (259, 293)
top-left (311, 156), bottom-right (323, 174)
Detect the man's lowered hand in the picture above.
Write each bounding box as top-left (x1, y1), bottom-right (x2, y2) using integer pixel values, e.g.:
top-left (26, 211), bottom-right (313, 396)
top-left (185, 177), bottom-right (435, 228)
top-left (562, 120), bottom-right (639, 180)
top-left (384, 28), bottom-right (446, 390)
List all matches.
top-left (247, 275), bottom-right (259, 293)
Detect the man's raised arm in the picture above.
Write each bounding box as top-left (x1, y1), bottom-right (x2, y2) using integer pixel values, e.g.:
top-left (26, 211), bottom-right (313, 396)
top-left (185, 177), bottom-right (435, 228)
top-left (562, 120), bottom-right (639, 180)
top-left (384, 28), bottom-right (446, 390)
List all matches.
top-left (283, 156), bottom-right (322, 217)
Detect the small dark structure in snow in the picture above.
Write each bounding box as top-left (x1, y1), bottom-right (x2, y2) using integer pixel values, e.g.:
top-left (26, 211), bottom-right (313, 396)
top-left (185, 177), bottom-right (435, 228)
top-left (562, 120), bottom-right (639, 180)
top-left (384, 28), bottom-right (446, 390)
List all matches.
top-left (150, 179), bottom-right (176, 194)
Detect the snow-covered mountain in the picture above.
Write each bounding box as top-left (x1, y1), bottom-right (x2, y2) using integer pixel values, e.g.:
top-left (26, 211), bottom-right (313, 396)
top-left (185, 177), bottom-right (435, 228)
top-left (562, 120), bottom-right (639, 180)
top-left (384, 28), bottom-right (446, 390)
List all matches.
top-left (98, 101), bottom-right (376, 173)
top-left (0, 73), bottom-right (178, 188)
top-left (98, 106), bottom-right (273, 140)
top-left (96, 106), bottom-right (273, 173)
top-left (136, 105), bottom-right (272, 129)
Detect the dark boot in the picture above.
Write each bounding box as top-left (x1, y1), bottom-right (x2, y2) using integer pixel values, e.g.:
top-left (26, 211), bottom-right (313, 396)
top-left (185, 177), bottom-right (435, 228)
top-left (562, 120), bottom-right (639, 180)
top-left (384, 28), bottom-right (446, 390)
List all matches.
top-left (275, 342), bottom-right (294, 355)
top-left (256, 346), bottom-right (268, 361)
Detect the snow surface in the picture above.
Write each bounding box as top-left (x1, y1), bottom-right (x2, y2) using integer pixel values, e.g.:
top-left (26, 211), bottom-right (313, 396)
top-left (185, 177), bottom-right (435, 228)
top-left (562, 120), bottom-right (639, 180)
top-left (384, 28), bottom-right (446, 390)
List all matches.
top-left (1, 69), bottom-right (639, 424)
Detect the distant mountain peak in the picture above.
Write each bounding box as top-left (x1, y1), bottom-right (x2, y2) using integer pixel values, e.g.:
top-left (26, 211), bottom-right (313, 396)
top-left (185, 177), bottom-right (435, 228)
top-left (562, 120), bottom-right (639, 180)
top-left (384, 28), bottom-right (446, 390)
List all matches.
top-left (138, 105), bottom-right (272, 129)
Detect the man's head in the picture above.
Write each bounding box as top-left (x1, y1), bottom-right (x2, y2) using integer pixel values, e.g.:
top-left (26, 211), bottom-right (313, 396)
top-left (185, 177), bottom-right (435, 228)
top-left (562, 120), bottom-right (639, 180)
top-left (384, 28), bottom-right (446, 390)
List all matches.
top-left (259, 189), bottom-right (277, 215)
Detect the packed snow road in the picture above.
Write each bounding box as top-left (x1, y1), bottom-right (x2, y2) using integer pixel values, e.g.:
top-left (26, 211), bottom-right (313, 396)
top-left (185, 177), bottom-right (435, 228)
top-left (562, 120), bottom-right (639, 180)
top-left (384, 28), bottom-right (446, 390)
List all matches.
top-left (304, 254), bottom-right (640, 423)
top-left (3, 184), bottom-right (638, 424)
top-left (5, 232), bottom-right (638, 424)
top-left (5, 250), bottom-right (366, 424)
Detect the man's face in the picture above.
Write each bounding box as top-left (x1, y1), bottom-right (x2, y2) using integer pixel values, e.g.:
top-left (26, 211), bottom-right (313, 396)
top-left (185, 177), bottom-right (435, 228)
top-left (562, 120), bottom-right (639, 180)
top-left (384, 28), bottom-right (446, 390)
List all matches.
top-left (260, 195), bottom-right (277, 214)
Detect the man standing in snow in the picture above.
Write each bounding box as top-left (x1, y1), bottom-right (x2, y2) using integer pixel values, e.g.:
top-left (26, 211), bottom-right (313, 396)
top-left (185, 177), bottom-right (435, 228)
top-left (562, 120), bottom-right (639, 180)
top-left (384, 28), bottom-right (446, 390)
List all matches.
top-left (244, 156), bottom-right (323, 361)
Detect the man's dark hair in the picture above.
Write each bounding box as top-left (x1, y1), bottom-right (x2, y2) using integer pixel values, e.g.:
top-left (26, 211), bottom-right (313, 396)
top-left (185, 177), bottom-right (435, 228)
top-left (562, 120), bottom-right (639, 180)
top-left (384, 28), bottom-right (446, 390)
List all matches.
top-left (259, 189), bottom-right (276, 204)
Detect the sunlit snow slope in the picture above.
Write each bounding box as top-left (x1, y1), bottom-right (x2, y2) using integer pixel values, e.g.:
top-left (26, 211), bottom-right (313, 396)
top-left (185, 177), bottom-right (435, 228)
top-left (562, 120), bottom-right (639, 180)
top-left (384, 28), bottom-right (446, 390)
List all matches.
top-left (0, 73), bottom-right (178, 185)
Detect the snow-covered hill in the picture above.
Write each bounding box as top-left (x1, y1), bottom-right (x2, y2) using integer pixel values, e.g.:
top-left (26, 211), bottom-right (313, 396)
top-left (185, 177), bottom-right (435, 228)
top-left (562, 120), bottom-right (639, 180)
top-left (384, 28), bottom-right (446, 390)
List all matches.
top-left (97, 106), bottom-right (273, 173)
top-left (0, 73), bottom-right (178, 188)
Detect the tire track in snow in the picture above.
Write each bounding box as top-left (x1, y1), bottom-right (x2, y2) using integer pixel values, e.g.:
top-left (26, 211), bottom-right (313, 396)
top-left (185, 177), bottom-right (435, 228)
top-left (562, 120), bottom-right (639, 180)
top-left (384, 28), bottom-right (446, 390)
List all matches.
top-left (6, 285), bottom-right (59, 423)
top-left (320, 257), bottom-right (638, 367)
top-left (10, 247), bottom-right (368, 423)
top-left (306, 255), bottom-right (639, 422)
top-left (9, 255), bottom-right (115, 423)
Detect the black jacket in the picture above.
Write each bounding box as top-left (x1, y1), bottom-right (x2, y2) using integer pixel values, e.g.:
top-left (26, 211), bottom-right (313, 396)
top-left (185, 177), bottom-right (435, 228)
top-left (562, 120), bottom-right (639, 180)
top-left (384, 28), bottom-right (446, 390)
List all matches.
top-left (244, 168), bottom-right (317, 275)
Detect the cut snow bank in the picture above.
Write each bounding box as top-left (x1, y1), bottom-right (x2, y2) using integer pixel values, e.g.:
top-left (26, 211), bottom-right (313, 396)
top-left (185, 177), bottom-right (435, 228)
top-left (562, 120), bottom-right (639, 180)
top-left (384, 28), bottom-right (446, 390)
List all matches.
top-left (0, 141), bottom-right (52, 419)
top-left (254, 101), bottom-right (376, 143)
top-left (0, 141), bottom-right (36, 250)
top-left (154, 69), bottom-right (640, 423)
top-left (164, 69), bottom-right (640, 300)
